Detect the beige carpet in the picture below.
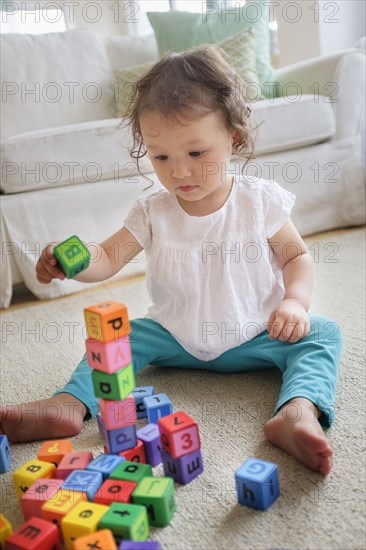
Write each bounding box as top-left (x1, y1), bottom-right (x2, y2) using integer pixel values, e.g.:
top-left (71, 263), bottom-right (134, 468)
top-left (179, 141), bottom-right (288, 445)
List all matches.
top-left (1, 228), bottom-right (365, 550)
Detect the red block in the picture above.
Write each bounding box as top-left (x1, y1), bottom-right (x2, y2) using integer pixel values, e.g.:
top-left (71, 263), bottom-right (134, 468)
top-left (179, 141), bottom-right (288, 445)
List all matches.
top-left (56, 451), bottom-right (93, 480)
top-left (118, 440), bottom-right (146, 464)
top-left (98, 395), bottom-right (137, 430)
top-left (6, 517), bottom-right (60, 550)
top-left (158, 411), bottom-right (201, 459)
top-left (21, 478), bottom-right (64, 520)
top-left (93, 479), bottom-right (137, 505)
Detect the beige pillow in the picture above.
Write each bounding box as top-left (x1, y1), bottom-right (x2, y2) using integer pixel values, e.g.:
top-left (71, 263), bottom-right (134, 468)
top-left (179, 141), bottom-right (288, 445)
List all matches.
top-left (113, 27), bottom-right (261, 117)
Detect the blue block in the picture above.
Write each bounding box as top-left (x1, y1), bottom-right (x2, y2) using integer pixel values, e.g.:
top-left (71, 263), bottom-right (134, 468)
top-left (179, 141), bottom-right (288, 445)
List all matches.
top-left (136, 423), bottom-right (162, 467)
top-left (235, 458), bottom-right (280, 511)
top-left (86, 453), bottom-right (125, 479)
top-left (97, 413), bottom-right (137, 454)
top-left (63, 469), bottom-right (103, 500)
top-left (143, 393), bottom-right (173, 424)
top-left (119, 541), bottom-right (162, 549)
top-left (0, 435), bottom-right (11, 474)
top-left (132, 386), bottom-right (155, 419)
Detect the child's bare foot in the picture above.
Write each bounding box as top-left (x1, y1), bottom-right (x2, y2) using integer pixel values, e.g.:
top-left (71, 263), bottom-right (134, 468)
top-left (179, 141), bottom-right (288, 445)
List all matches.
top-left (0, 394), bottom-right (87, 443)
top-left (264, 397), bottom-right (333, 475)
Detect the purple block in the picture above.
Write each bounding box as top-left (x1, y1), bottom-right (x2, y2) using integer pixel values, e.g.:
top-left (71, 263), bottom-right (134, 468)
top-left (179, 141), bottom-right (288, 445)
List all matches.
top-left (97, 413), bottom-right (137, 453)
top-left (119, 541), bottom-right (162, 549)
top-left (161, 447), bottom-right (203, 484)
top-left (136, 423), bottom-right (162, 467)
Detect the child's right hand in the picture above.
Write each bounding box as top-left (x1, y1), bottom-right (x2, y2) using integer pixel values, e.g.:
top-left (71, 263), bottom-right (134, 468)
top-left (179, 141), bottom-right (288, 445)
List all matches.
top-left (36, 242), bottom-right (66, 284)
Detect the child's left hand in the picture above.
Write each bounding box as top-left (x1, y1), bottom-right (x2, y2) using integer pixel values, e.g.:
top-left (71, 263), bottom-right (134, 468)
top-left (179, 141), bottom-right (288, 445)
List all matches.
top-left (267, 299), bottom-right (310, 343)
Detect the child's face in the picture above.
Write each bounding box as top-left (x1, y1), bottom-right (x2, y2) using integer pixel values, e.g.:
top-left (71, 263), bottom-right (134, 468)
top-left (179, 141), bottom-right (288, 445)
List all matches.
top-left (140, 109), bottom-right (236, 210)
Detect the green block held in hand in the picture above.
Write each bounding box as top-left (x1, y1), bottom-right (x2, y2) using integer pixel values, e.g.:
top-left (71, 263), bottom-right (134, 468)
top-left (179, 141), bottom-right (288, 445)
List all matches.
top-left (53, 235), bottom-right (91, 279)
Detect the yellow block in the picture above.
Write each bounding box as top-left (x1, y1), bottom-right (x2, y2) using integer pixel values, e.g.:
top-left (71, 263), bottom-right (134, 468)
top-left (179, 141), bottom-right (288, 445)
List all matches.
top-left (62, 501), bottom-right (109, 550)
top-left (42, 489), bottom-right (86, 527)
top-left (13, 459), bottom-right (56, 499)
top-left (0, 514), bottom-right (12, 549)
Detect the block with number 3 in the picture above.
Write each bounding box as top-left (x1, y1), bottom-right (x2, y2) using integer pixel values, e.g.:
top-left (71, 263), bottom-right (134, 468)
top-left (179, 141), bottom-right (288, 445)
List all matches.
top-left (158, 411), bottom-right (200, 459)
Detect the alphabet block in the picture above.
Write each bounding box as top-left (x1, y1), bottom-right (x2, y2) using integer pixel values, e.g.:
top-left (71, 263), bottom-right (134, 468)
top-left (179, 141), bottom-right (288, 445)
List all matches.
top-left (119, 542), bottom-right (162, 550)
top-left (84, 301), bottom-right (130, 343)
top-left (131, 386), bottom-right (155, 419)
top-left (86, 453), bottom-right (125, 480)
top-left (13, 459), bottom-right (56, 499)
top-left (21, 478), bottom-right (64, 520)
top-left (93, 479), bottom-right (137, 505)
top-left (56, 451), bottom-right (94, 480)
top-left (37, 439), bottom-right (73, 466)
top-left (161, 447), bottom-right (203, 485)
top-left (92, 364), bottom-right (135, 401)
top-left (5, 517), bottom-right (59, 550)
top-left (86, 337), bottom-right (132, 373)
top-left (132, 476), bottom-right (176, 527)
top-left (97, 414), bottom-right (137, 454)
top-left (143, 393), bottom-right (173, 424)
top-left (0, 514), bottom-right (13, 548)
top-left (136, 423), bottom-right (162, 467)
top-left (110, 461), bottom-right (152, 485)
top-left (61, 501), bottom-right (109, 550)
top-left (0, 435), bottom-right (11, 474)
top-left (158, 411), bottom-right (200, 459)
top-left (62, 470), bottom-right (103, 501)
top-left (98, 395), bottom-right (137, 430)
top-left (72, 529), bottom-right (117, 550)
top-left (235, 458), bottom-right (280, 511)
top-left (42, 489), bottom-right (86, 528)
top-left (53, 235), bottom-right (91, 279)
top-left (98, 502), bottom-right (149, 542)
top-left (119, 440), bottom-right (146, 464)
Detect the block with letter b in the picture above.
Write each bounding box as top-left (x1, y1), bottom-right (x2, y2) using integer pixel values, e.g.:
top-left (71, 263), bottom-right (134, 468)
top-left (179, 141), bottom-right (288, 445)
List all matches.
top-left (53, 235), bottom-right (91, 279)
top-left (235, 458), bottom-right (280, 511)
top-left (158, 411), bottom-right (200, 459)
top-left (84, 301), bottom-right (130, 342)
top-left (13, 460), bottom-right (56, 499)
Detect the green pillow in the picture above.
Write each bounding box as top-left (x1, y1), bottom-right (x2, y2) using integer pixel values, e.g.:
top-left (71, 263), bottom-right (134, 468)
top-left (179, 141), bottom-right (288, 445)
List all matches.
top-left (113, 27), bottom-right (261, 117)
top-left (147, 1), bottom-right (273, 98)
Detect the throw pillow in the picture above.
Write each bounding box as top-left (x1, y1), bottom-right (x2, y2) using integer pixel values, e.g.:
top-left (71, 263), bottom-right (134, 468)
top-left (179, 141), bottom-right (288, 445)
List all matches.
top-left (113, 27), bottom-right (261, 117)
top-left (147, 1), bottom-right (273, 98)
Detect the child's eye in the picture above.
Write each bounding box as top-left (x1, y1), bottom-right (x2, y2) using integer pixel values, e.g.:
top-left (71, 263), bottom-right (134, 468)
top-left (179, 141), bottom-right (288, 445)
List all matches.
top-left (154, 155), bottom-right (168, 162)
top-left (189, 151), bottom-right (205, 157)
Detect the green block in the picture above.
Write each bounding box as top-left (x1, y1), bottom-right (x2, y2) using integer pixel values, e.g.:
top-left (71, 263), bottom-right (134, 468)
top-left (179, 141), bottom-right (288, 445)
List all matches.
top-left (132, 476), bottom-right (176, 527)
top-left (92, 364), bottom-right (135, 400)
top-left (110, 461), bottom-right (152, 484)
top-left (98, 502), bottom-right (149, 541)
top-left (53, 235), bottom-right (91, 279)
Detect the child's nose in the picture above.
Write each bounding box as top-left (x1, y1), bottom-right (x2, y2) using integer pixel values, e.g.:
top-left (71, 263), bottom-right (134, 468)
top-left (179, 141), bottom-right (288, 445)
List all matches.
top-left (172, 160), bottom-right (192, 179)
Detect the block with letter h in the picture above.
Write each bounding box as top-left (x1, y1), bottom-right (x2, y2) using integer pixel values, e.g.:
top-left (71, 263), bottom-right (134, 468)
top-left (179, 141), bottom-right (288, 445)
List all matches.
top-left (235, 458), bottom-right (280, 511)
top-left (158, 411), bottom-right (203, 484)
top-left (84, 301), bottom-right (138, 455)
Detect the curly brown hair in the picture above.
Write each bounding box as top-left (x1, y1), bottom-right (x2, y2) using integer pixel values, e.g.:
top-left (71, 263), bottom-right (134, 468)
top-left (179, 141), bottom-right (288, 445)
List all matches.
top-left (121, 44), bottom-right (257, 182)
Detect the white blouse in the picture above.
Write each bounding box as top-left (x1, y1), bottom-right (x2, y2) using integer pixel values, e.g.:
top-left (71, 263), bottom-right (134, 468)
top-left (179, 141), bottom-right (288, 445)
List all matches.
top-left (124, 176), bottom-right (296, 361)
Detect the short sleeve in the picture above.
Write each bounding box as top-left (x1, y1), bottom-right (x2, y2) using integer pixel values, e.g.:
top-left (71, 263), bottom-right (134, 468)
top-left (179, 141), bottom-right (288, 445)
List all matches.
top-left (262, 180), bottom-right (296, 238)
top-left (124, 196), bottom-right (152, 250)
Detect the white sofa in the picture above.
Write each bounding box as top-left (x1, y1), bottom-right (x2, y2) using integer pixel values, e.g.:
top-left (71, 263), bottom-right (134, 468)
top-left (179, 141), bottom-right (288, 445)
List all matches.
top-left (1, 28), bottom-right (365, 308)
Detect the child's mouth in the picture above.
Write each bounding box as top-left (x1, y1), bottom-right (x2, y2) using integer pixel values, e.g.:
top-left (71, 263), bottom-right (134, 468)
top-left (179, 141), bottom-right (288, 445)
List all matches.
top-left (177, 185), bottom-right (198, 193)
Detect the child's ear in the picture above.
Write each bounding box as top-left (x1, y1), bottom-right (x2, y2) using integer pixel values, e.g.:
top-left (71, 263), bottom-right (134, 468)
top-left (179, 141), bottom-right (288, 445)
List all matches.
top-left (231, 129), bottom-right (242, 154)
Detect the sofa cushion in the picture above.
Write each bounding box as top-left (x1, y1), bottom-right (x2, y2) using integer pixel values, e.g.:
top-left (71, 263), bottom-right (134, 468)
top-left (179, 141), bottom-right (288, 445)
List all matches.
top-left (1, 29), bottom-right (114, 140)
top-left (147, 0), bottom-right (273, 97)
top-left (0, 118), bottom-right (153, 194)
top-left (103, 32), bottom-right (159, 70)
top-left (250, 95), bottom-right (336, 156)
top-left (113, 27), bottom-right (262, 117)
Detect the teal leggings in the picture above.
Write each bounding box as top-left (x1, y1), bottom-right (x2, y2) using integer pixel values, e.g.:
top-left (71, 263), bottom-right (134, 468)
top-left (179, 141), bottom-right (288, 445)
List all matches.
top-left (55, 314), bottom-right (343, 429)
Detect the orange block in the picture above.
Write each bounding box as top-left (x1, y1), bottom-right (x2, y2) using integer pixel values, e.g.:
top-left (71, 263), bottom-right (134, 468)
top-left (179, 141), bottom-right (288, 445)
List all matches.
top-left (42, 489), bottom-right (86, 528)
top-left (72, 529), bottom-right (117, 549)
top-left (84, 301), bottom-right (131, 342)
top-left (38, 439), bottom-right (73, 466)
